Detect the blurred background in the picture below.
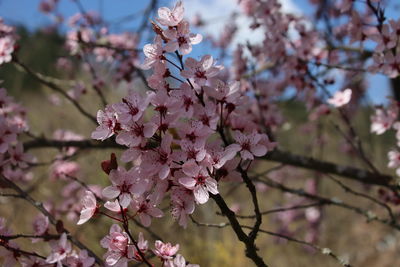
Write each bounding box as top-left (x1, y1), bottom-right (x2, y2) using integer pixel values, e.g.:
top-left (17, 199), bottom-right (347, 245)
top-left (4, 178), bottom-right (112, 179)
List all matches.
top-left (1, 0), bottom-right (400, 266)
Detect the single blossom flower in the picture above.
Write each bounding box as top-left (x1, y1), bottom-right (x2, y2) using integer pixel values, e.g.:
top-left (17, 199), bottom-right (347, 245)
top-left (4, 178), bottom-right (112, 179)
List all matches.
top-left (157, 1), bottom-right (184, 27)
top-left (180, 55), bottom-right (222, 86)
top-left (113, 90), bottom-right (154, 124)
top-left (179, 160), bottom-right (218, 204)
top-left (230, 131), bottom-right (269, 160)
top-left (91, 105), bottom-right (121, 141)
top-left (130, 196), bottom-right (164, 227)
top-left (163, 20), bottom-right (202, 55)
top-left (327, 88), bottom-right (352, 107)
top-left (100, 224), bottom-right (131, 266)
top-left (370, 103), bottom-right (398, 135)
top-left (102, 167), bottom-right (148, 208)
top-left (65, 250), bottom-right (95, 267)
top-left (46, 233), bottom-right (72, 266)
top-left (142, 35), bottom-right (165, 70)
top-left (153, 240), bottom-right (179, 265)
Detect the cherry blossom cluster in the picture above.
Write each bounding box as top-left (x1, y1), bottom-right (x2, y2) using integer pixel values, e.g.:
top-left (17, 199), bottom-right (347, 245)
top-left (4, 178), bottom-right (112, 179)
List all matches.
top-left (0, 87), bottom-right (34, 182)
top-left (0, 18), bottom-right (15, 65)
top-left (89, 0), bottom-right (274, 229)
top-left (100, 224), bottom-right (198, 267)
top-left (0, 217), bottom-right (95, 267)
top-left (82, 1), bottom-right (276, 265)
top-left (2, 0), bottom-right (400, 266)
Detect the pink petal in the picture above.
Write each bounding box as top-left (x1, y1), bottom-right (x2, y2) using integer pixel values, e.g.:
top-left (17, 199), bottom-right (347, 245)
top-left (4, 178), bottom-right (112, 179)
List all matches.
top-left (182, 160), bottom-right (200, 177)
top-left (179, 177), bottom-right (196, 189)
top-left (251, 144), bottom-right (267, 157)
top-left (102, 186), bottom-right (120, 199)
top-left (205, 178), bottom-right (219, 195)
top-left (159, 165), bottom-right (170, 180)
top-left (194, 185), bottom-right (209, 204)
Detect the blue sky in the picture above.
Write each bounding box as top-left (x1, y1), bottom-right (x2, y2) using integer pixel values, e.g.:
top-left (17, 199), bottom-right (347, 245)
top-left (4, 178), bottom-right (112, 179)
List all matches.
top-left (0, 0), bottom-right (397, 104)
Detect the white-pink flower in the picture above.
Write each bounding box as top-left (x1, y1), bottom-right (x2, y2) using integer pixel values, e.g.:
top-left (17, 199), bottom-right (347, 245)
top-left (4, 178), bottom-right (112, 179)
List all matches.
top-left (179, 160), bottom-right (218, 204)
top-left (116, 119), bottom-right (157, 147)
top-left (371, 104), bottom-right (398, 135)
top-left (231, 131), bottom-right (269, 160)
top-left (0, 36), bottom-right (14, 65)
top-left (181, 55), bottom-right (222, 86)
top-left (65, 250), bottom-right (95, 267)
top-left (100, 224), bottom-right (131, 266)
top-left (388, 150), bottom-right (400, 176)
top-left (92, 105), bottom-right (121, 141)
top-left (327, 88), bottom-right (352, 107)
top-left (157, 1), bottom-right (184, 27)
top-left (142, 35), bottom-right (164, 70)
top-left (102, 167), bottom-right (148, 208)
top-left (163, 20), bottom-right (202, 55)
top-left (171, 187), bottom-right (195, 228)
top-left (46, 233), bottom-right (72, 266)
top-left (113, 90), bottom-right (154, 124)
top-left (130, 196), bottom-right (164, 227)
top-left (204, 79), bottom-right (240, 103)
top-left (153, 240), bottom-right (179, 263)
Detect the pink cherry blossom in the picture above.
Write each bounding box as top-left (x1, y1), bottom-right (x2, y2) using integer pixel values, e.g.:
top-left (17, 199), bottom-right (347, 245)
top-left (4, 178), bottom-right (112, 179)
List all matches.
top-left (173, 254), bottom-right (200, 267)
top-left (181, 55), bottom-right (222, 86)
top-left (371, 104), bottom-right (398, 135)
top-left (46, 233), bottom-right (72, 266)
top-left (100, 224), bottom-right (131, 266)
top-left (116, 119), bottom-right (157, 147)
top-left (132, 232), bottom-right (148, 262)
top-left (130, 196), bottom-right (164, 227)
top-left (102, 167), bottom-right (148, 208)
top-left (157, 1), bottom-right (184, 27)
top-left (8, 143), bottom-right (34, 169)
top-left (0, 36), bottom-right (14, 65)
top-left (141, 133), bottom-right (174, 180)
top-left (32, 214), bottom-right (49, 236)
top-left (153, 240), bottom-right (179, 265)
top-left (163, 20), bottom-right (202, 55)
top-left (65, 250), bottom-right (95, 267)
top-left (179, 160), bottom-right (218, 204)
top-left (327, 89), bottom-right (352, 107)
top-left (92, 105), bottom-right (121, 141)
top-left (204, 79), bottom-right (240, 103)
top-left (177, 119), bottom-right (212, 146)
top-left (142, 35), bottom-right (165, 70)
top-left (205, 141), bottom-right (240, 169)
top-left (0, 118), bottom-right (16, 153)
top-left (230, 131), bottom-right (269, 160)
top-left (50, 161), bottom-right (80, 180)
top-left (388, 150), bottom-right (400, 176)
top-left (171, 187), bottom-right (195, 228)
top-left (113, 90), bottom-right (154, 124)
top-left (194, 102), bottom-right (219, 130)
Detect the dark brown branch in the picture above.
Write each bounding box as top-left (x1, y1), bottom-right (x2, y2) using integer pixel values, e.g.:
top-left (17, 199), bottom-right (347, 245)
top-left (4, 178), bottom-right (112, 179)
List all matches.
top-left (12, 58), bottom-right (97, 125)
top-left (210, 194), bottom-right (268, 267)
top-left (263, 150), bottom-right (394, 188)
top-left (22, 137), bottom-right (396, 189)
top-left (234, 202), bottom-right (325, 219)
top-left (254, 176), bottom-right (400, 231)
top-left (241, 226), bottom-right (352, 267)
top-left (23, 138), bottom-right (122, 150)
top-left (325, 174), bottom-right (396, 223)
top-left (237, 166), bottom-right (262, 241)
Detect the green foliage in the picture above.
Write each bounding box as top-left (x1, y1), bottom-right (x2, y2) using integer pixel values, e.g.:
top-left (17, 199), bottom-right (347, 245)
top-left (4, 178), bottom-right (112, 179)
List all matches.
top-left (0, 26), bottom-right (64, 95)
